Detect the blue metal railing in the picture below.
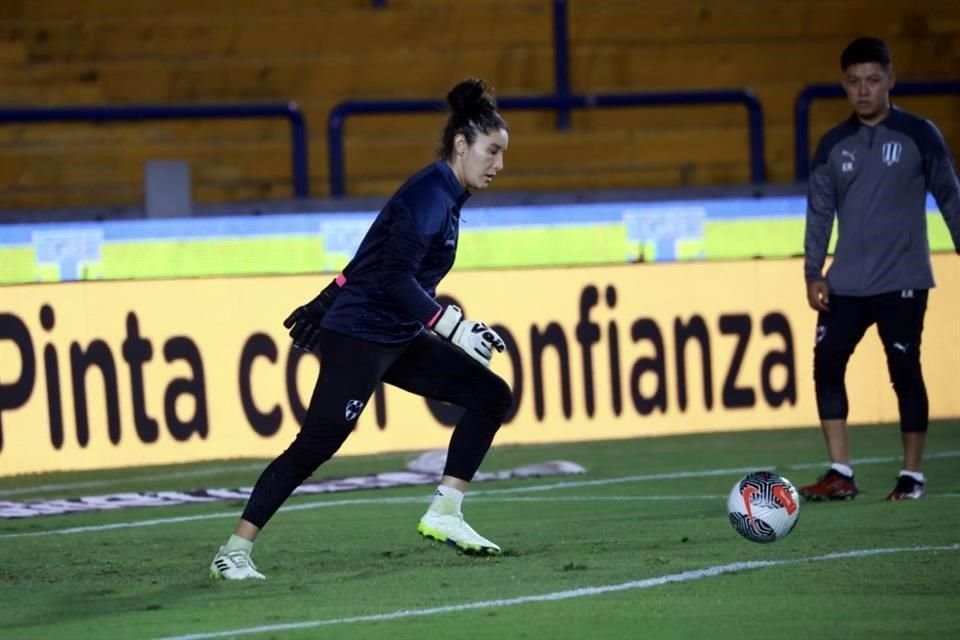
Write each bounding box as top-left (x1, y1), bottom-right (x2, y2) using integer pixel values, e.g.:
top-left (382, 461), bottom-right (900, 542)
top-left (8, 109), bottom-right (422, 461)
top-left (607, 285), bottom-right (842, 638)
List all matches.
top-left (0, 102), bottom-right (311, 197)
top-left (552, 0), bottom-right (571, 130)
top-left (369, 0), bottom-right (573, 130)
top-left (328, 89), bottom-right (766, 197)
top-left (794, 81), bottom-right (960, 181)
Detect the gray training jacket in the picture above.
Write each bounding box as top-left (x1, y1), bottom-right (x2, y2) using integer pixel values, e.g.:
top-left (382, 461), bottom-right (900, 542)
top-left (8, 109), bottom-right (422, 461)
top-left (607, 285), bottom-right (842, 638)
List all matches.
top-left (804, 106), bottom-right (960, 296)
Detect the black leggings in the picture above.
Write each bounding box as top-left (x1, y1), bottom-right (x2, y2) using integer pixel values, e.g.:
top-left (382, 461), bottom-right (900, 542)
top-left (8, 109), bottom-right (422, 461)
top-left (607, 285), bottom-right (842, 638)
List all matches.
top-left (813, 290), bottom-right (928, 433)
top-left (242, 328), bottom-right (513, 529)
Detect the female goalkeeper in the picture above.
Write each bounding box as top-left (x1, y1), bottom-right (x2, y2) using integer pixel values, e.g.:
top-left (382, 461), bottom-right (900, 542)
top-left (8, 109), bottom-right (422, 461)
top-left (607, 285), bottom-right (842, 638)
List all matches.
top-left (210, 78), bottom-right (513, 580)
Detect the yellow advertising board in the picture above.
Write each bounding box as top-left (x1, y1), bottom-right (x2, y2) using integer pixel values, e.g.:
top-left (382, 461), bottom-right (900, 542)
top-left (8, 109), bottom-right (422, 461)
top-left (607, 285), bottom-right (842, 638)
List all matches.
top-left (1, 256), bottom-right (958, 477)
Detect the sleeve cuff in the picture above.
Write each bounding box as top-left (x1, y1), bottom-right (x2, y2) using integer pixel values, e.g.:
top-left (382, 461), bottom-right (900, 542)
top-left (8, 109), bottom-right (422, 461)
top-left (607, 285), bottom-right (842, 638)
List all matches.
top-left (426, 306), bottom-right (443, 328)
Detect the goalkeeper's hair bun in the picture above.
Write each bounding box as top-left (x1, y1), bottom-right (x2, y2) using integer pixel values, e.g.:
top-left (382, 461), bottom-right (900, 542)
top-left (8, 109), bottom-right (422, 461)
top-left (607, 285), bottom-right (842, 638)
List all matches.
top-left (439, 78), bottom-right (508, 160)
top-left (447, 78), bottom-right (497, 119)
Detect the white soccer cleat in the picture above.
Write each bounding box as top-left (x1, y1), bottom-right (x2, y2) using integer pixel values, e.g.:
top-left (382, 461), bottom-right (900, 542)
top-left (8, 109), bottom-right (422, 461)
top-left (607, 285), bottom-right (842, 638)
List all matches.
top-left (417, 511), bottom-right (501, 555)
top-left (209, 546), bottom-right (266, 580)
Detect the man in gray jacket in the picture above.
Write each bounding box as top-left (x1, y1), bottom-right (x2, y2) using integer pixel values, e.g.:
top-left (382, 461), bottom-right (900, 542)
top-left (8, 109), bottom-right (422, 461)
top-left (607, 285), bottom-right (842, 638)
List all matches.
top-left (801, 37), bottom-right (960, 502)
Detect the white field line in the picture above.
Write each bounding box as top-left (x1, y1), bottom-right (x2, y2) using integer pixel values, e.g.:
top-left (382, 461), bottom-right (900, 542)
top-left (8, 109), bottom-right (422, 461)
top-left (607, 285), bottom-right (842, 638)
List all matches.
top-left (154, 543), bottom-right (960, 640)
top-left (0, 463), bottom-right (771, 539)
top-left (785, 449), bottom-right (960, 470)
top-left (4, 453), bottom-right (960, 540)
top-left (0, 492), bottom-right (726, 539)
top-left (4, 449), bottom-right (959, 499)
top-left (0, 452), bottom-right (410, 498)
top-left (0, 463), bottom-right (267, 498)
top-left (0, 461), bottom-right (787, 537)
top-left (493, 495), bottom-right (726, 501)
top-left (4, 486), bottom-right (959, 540)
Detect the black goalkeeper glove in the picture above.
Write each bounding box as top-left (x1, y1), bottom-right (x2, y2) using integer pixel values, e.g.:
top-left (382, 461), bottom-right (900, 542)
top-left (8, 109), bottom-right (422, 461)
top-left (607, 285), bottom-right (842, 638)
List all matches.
top-left (283, 278), bottom-right (342, 352)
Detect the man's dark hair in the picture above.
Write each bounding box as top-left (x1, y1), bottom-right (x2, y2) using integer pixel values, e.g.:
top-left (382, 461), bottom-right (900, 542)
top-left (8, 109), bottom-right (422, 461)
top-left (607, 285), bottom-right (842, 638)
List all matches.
top-left (840, 37), bottom-right (892, 70)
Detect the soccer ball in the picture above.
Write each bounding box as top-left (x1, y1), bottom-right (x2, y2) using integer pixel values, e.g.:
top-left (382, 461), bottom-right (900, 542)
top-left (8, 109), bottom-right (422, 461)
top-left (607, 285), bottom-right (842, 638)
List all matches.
top-left (727, 471), bottom-right (800, 543)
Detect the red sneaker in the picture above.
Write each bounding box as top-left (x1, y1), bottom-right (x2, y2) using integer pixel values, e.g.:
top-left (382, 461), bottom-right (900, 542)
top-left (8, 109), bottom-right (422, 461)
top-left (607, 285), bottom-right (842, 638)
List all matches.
top-left (885, 475), bottom-right (925, 501)
top-left (799, 469), bottom-right (859, 501)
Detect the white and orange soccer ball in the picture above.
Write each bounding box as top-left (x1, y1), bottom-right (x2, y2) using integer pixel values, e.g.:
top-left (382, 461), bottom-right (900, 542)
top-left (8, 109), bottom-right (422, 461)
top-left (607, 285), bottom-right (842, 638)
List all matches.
top-left (727, 471), bottom-right (800, 543)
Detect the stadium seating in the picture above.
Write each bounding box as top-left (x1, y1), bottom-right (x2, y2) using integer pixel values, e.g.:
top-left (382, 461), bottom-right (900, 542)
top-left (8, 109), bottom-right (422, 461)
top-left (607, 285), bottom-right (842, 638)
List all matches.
top-left (0, 0), bottom-right (958, 210)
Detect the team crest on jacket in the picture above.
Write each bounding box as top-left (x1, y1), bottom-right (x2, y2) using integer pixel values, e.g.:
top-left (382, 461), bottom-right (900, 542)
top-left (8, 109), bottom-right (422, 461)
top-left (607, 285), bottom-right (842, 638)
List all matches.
top-left (881, 141), bottom-right (902, 166)
top-left (345, 399), bottom-right (365, 421)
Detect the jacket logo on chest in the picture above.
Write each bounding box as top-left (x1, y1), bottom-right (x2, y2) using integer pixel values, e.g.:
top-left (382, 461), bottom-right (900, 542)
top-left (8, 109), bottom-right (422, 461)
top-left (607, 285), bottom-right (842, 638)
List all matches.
top-left (840, 149), bottom-right (855, 173)
top-left (881, 141), bottom-right (902, 166)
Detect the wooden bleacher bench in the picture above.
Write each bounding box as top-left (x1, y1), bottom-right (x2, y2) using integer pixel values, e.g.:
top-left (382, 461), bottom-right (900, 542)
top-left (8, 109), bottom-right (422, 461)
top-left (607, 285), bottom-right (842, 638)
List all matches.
top-left (0, 0), bottom-right (957, 210)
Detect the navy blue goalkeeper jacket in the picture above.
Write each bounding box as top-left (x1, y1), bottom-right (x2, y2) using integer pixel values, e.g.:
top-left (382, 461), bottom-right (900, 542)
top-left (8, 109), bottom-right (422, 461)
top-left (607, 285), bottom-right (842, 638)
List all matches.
top-left (321, 160), bottom-right (468, 344)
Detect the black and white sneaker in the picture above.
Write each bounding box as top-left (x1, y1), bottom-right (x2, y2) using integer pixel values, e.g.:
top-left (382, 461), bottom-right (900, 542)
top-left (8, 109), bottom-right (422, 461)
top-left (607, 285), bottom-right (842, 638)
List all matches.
top-left (885, 475), bottom-right (925, 501)
top-left (209, 546), bottom-right (266, 580)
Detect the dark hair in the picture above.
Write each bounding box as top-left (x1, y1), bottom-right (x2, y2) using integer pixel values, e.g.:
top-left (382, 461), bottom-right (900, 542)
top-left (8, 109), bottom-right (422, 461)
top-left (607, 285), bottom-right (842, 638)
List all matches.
top-left (439, 78), bottom-right (508, 160)
top-left (840, 37), bottom-right (892, 71)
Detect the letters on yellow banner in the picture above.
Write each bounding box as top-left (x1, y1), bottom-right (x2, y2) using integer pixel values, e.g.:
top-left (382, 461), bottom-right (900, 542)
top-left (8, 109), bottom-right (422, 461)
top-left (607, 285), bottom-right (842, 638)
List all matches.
top-left (1, 257), bottom-right (958, 476)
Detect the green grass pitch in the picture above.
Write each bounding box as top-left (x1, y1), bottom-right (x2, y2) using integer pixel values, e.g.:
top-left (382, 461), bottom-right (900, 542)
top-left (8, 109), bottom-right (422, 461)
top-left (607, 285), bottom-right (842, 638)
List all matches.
top-left (1, 420), bottom-right (958, 639)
